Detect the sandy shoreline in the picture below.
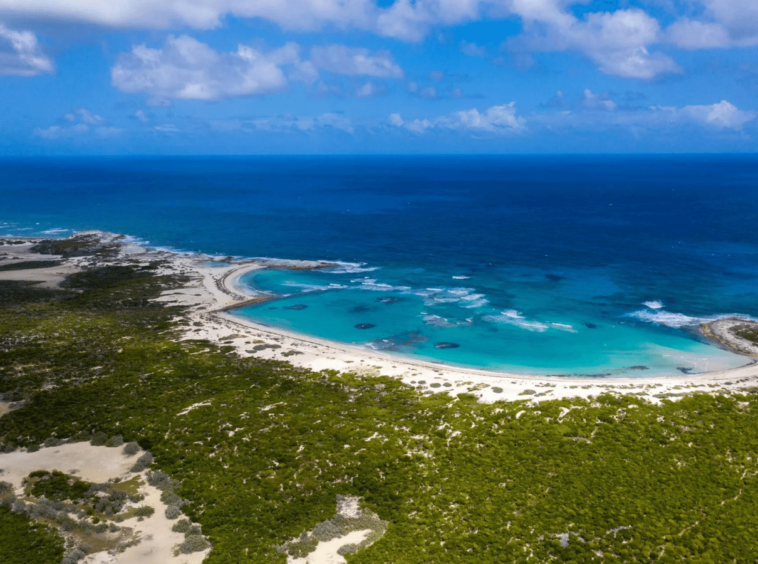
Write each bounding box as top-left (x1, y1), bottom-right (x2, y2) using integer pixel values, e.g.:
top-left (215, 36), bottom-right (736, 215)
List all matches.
top-left (4, 232), bottom-right (758, 404)
top-left (169, 244), bottom-right (758, 404)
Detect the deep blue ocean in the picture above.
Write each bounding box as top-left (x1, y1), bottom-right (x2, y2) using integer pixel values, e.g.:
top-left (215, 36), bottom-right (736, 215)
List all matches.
top-left (2, 155), bottom-right (757, 376)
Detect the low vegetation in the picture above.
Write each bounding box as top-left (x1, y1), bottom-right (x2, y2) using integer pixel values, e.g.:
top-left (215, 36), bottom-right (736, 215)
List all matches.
top-left (2, 240), bottom-right (758, 562)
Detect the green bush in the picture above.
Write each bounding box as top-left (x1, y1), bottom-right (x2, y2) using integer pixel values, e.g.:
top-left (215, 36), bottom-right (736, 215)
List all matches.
top-left (171, 518), bottom-right (191, 533)
top-left (105, 435), bottom-right (124, 448)
top-left (0, 506), bottom-right (64, 564)
top-left (89, 432), bottom-right (108, 446)
top-left (134, 506), bottom-right (155, 518)
top-left (130, 452), bottom-right (153, 473)
top-left (165, 505), bottom-right (181, 520)
top-left (122, 442), bottom-right (140, 456)
top-left (179, 535), bottom-right (209, 554)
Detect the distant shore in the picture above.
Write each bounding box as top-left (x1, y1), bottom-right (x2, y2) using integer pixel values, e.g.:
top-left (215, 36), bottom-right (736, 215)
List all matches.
top-left (3, 232), bottom-right (758, 404)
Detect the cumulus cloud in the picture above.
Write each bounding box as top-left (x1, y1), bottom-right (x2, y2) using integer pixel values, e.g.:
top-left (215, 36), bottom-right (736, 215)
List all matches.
top-left (533, 94), bottom-right (755, 132)
top-left (460, 40), bottom-right (486, 57)
top-left (512, 8), bottom-right (680, 79)
top-left (214, 112), bottom-right (354, 134)
top-left (64, 108), bottom-right (104, 124)
top-left (310, 45), bottom-right (403, 78)
top-left (0, 0), bottom-right (480, 41)
top-left (5, 0), bottom-right (758, 81)
top-left (0, 23), bottom-right (53, 76)
top-left (111, 36), bottom-right (308, 102)
top-left (355, 81), bottom-right (385, 97)
top-left (666, 19), bottom-right (732, 49)
top-left (0, 0), bottom-right (375, 32)
top-left (34, 123), bottom-right (89, 139)
top-left (582, 89), bottom-right (616, 111)
top-left (665, 100), bottom-right (756, 129)
top-left (34, 108), bottom-right (120, 139)
top-left (666, 0), bottom-right (758, 49)
top-left (390, 102), bottom-right (526, 135)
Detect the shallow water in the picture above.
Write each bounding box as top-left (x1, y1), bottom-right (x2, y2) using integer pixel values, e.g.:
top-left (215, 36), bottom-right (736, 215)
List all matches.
top-left (2, 155), bottom-right (757, 375)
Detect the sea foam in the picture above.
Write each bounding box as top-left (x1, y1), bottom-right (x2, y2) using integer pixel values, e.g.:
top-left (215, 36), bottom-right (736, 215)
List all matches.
top-left (484, 310), bottom-right (550, 332)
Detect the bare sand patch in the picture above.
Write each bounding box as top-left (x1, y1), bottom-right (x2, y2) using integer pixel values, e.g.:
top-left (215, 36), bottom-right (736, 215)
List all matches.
top-left (289, 529), bottom-right (373, 564)
top-left (0, 443), bottom-right (210, 564)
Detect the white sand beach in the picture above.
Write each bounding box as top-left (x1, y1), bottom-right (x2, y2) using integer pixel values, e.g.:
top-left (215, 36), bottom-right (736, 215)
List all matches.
top-left (146, 240), bottom-right (758, 405)
top-left (5, 232), bottom-right (758, 405)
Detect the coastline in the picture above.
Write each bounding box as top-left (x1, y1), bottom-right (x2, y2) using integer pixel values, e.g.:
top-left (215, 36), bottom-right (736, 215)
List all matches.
top-left (4, 232), bottom-right (758, 404)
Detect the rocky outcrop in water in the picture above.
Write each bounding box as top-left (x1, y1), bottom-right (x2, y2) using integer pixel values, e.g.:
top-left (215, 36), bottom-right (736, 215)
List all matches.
top-left (701, 318), bottom-right (758, 358)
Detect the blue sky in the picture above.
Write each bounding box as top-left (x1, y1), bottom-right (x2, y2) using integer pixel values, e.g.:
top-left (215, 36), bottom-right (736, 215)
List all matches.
top-left (1, 0), bottom-right (757, 154)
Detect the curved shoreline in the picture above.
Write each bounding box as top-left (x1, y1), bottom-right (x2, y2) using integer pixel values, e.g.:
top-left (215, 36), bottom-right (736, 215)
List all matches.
top-left (5, 231), bottom-right (758, 403)
top-left (188, 258), bottom-right (758, 404)
top-left (217, 261), bottom-right (758, 377)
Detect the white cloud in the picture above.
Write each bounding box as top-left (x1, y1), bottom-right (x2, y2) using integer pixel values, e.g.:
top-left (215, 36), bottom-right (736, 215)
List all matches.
top-left (355, 81), bottom-right (384, 97)
top-left (390, 102), bottom-right (526, 135)
top-left (0, 0), bottom-right (376, 32)
top-left (135, 109), bottom-right (149, 123)
top-left (34, 123), bottom-right (88, 139)
top-left (0, 23), bottom-right (53, 76)
top-left (111, 36), bottom-right (305, 102)
top-left (154, 124), bottom-right (181, 133)
top-left (33, 107), bottom-right (120, 139)
top-left (75, 108), bottom-right (104, 124)
top-left (533, 96), bottom-right (755, 132)
top-left (419, 86), bottom-right (438, 98)
top-left (582, 89), bottom-right (616, 111)
top-left (701, 0), bottom-right (758, 43)
top-left (460, 40), bottom-right (486, 57)
top-left (310, 45), bottom-right (403, 78)
top-left (216, 113), bottom-right (354, 134)
top-left (666, 19), bottom-right (732, 49)
top-left (666, 0), bottom-right (758, 49)
top-left (671, 100), bottom-right (756, 129)
top-left (0, 0), bottom-right (479, 41)
top-left (513, 8), bottom-right (680, 79)
top-left (374, 0), bottom-right (483, 41)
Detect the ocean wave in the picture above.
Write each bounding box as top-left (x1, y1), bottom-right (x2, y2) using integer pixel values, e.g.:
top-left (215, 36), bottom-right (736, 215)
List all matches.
top-left (327, 262), bottom-right (380, 274)
top-left (643, 300), bottom-right (664, 310)
top-left (459, 293), bottom-right (488, 308)
top-left (41, 228), bottom-right (73, 235)
top-left (452, 275), bottom-right (470, 280)
top-left (352, 278), bottom-right (412, 292)
top-left (414, 286), bottom-right (480, 306)
top-left (282, 281), bottom-right (348, 292)
top-left (629, 309), bottom-right (757, 329)
top-left (484, 310), bottom-right (550, 332)
top-left (551, 322), bottom-right (577, 333)
top-left (422, 314), bottom-right (471, 328)
top-left (629, 310), bottom-right (702, 328)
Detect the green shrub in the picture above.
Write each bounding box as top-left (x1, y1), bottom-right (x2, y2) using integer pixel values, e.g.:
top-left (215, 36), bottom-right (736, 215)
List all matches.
top-left (130, 452), bottom-right (153, 473)
top-left (89, 432), bottom-right (108, 446)
top-left (122, 442), bottom-right (140, 456)
top-left (105, 435), bottom-right (123, 448)
top-left (0, 506), bottom-right (64, 564)
top-left (68, 431), bottom-right (92, 443)
top-left (134, 506), bottom-right (155, 518)
top-left (171, 518), bottom-right (191, 533)
top-left (165, 505), bottom-right (181, 520)
top-left (179, 535), bottom-right (209, 554)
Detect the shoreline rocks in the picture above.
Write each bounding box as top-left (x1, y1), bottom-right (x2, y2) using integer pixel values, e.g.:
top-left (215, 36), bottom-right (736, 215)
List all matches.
top-left (701, 317), bottom-right (758, 358)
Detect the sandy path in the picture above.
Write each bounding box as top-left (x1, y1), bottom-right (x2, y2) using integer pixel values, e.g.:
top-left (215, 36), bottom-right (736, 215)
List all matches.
top-left (0, 443), bottom-right (209, 564)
